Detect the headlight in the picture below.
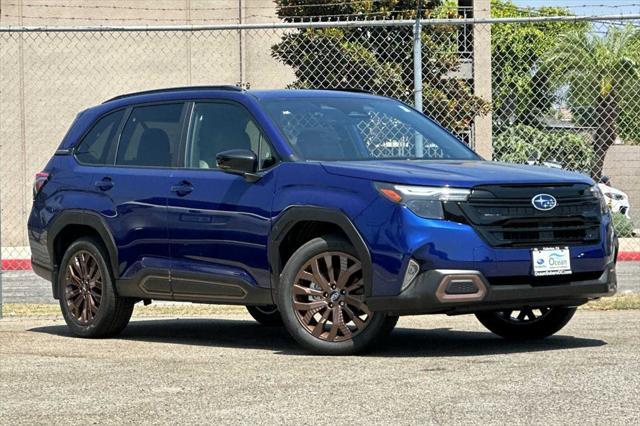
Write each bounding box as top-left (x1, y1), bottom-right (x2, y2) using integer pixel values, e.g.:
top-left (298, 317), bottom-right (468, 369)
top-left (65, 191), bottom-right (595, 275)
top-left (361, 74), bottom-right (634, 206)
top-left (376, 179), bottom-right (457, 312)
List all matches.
top-left (604, 192), bottom-right (625, 201)
top-left (590, 184), bottom-right (608, 213)
top-left (375, 182), bottom-right (470, 219)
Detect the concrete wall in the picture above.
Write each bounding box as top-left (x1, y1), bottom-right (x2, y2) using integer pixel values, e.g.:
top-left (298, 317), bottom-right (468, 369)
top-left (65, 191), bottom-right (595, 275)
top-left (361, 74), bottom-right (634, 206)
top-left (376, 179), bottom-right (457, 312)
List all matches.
top-left (0, 0), bottom-right (293, 248)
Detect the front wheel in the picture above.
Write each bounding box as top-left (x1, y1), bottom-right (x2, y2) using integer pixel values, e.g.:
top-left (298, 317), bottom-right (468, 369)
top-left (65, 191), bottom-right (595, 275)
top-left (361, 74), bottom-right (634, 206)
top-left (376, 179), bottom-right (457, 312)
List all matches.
top-left (475, 306), bottom-right (577, 340)
top-left (278, 235), bottom-right (398, 355)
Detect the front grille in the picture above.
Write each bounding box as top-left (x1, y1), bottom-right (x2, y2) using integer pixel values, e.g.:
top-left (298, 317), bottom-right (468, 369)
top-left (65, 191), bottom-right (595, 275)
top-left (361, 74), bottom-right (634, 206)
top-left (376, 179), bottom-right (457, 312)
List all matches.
top-left (456, 184), bottom-right (602, 248)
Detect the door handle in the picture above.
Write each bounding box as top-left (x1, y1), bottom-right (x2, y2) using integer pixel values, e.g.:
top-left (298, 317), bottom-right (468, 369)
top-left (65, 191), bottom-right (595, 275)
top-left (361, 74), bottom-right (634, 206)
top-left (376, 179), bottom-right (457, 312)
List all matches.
top-left (94, 177), bottom-right (114, 191)
top-left (171, 180), bottom-right (193, 196)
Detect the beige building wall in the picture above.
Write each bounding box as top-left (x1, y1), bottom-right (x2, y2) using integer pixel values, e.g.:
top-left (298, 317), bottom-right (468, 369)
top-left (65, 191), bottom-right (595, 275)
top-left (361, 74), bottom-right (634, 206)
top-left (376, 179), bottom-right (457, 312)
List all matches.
top-left (244, 0), bottom-right (296, 89)
top-left (0, 0), bottom-right (293, 248)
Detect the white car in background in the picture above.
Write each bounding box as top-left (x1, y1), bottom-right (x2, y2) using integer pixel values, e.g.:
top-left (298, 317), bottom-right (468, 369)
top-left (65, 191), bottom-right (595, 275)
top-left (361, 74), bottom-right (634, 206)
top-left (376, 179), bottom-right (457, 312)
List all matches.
top-left (599, 177), bottom-right (631, 218)
top-left (525, 158), bottom-right (631, 218)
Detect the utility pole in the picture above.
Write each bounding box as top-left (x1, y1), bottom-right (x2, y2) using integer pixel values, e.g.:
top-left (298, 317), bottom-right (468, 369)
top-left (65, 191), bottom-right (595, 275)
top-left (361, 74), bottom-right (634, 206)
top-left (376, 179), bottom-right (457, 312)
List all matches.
top-left (472, 0), bottom-right (493, 158)
top-left (413, 0), bottom-right (424, 156)
top-left (413, 0), bottom-right (423, 111)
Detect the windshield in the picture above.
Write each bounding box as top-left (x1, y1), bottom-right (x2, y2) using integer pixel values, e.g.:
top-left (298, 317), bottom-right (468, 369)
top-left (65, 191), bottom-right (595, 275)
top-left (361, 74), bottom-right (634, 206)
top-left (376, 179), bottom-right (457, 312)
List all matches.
top-left (260, 96), bottom-right (479, 161)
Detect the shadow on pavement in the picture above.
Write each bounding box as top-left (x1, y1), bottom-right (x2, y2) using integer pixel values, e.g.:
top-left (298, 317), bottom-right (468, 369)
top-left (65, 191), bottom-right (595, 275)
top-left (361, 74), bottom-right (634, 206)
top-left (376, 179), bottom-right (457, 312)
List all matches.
top-left (29, 317), bottom-right (606, 357)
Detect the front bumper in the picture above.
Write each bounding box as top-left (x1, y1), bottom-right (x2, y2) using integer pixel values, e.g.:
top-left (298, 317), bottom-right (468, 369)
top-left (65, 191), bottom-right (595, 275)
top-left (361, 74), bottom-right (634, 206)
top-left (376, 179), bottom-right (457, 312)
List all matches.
top-left (366, 264), bottom-right (617, 315)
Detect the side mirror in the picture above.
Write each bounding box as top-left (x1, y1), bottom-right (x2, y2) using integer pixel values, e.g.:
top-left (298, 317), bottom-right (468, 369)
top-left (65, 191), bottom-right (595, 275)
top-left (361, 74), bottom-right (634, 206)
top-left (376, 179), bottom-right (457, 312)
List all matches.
top-left (216, 149), bottom-right (259, 180)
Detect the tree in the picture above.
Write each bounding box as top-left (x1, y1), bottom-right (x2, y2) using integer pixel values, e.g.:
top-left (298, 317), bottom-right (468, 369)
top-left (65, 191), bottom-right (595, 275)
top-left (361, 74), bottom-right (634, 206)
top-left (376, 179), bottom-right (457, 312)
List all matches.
top-left (545, 24), bottom-right (640, 178)
top-left (490, 0), bottom-right (588, 130)
top-left (271, 0), bottom-right (490, 135)
top-left (493, 124), bottom-right (594, 172)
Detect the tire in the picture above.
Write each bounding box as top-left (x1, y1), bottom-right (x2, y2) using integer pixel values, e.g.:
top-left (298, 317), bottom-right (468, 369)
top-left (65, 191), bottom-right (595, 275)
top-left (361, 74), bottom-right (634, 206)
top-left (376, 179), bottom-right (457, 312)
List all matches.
top-left (277, 235), bottom-right (398, 355)
top-left (246, 305), bottom-right (283, 326)
top-left (475, 306), bottom-right (577, 340)
top-left (58, 236), bottom-right (134, 338)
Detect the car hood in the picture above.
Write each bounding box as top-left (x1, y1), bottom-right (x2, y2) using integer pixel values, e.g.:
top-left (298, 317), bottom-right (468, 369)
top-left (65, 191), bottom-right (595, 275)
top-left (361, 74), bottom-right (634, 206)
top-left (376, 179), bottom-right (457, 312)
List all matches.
top-left (320, 160), bottom-right (594, 188)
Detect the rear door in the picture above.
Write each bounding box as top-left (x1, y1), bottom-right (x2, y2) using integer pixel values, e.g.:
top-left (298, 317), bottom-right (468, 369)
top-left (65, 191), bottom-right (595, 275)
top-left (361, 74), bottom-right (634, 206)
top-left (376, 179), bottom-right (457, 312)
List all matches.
top-left (94, 102), bottom-right (187, 297)
top-left (167, 100), bottom-right (278, 303)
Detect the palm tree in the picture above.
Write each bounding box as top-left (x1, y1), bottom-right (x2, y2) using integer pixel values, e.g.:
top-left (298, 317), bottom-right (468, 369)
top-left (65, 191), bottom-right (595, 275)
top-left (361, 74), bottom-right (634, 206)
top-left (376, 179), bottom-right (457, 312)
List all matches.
top-left (545, 24), bottom-right (640, 178)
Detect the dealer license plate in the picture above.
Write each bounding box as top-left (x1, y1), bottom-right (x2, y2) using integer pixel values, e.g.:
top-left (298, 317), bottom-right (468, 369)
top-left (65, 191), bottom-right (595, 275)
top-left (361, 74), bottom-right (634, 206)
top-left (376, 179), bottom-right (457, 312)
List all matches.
top-left (532, 247), bottom-right (572, 276)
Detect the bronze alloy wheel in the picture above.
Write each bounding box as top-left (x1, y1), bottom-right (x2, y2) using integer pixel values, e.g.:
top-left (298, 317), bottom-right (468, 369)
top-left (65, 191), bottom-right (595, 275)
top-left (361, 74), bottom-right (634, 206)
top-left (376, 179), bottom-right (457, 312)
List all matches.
top-left (292, 251), bottom-right (371, 342)
top-left (64, 250), bottom-right (103, 325)
top-left (497, 307), bottom-right (551, 323)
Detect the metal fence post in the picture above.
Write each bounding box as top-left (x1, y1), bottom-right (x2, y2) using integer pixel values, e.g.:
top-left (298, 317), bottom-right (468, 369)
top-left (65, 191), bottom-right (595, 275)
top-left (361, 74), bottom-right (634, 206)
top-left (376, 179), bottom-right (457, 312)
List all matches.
top-left (413, 4), bottom-right (424, 156)
top-left (413, 8), bottom-right (423, 110)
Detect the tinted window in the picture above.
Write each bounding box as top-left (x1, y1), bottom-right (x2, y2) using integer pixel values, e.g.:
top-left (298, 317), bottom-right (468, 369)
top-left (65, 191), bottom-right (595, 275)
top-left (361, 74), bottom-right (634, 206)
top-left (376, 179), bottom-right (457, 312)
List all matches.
top-left (187, 103), bottom-right (277, 170)
top-left (75, 109), bottom-right (124, 165)
top-left (116, 103), bottom-right (185, 167)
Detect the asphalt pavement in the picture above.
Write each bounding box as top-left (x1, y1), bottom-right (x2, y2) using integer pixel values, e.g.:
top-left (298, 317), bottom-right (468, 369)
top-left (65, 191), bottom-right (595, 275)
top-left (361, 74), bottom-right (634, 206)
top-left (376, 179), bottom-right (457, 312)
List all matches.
top-left (1, 310), bottom-right (639, 425)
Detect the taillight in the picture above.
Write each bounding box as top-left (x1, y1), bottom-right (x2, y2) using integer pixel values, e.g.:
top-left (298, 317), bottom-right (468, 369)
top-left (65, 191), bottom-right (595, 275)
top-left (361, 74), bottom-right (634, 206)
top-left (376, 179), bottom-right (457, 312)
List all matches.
top-left (33, 172), bottom-right (50, 199)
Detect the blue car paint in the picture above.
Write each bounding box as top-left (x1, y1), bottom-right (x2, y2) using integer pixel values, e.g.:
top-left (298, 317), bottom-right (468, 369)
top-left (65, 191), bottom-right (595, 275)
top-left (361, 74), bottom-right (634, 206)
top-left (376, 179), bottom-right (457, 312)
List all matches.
top-left (167, 166), bottom-right (275, 291)
top-left (28, 88), bottom-right (615, 301)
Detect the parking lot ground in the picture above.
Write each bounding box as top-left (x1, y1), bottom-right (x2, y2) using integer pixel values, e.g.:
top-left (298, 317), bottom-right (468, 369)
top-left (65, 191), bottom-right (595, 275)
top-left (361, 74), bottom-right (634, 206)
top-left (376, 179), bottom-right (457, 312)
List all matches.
top-left (1, 310), bottom-right (639, 425)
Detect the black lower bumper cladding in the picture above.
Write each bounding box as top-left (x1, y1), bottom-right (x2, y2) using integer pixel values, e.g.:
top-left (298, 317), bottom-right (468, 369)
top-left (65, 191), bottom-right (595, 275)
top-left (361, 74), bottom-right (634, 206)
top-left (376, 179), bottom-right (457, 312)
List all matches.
top-left (367, 265), bottom-right (617, 316)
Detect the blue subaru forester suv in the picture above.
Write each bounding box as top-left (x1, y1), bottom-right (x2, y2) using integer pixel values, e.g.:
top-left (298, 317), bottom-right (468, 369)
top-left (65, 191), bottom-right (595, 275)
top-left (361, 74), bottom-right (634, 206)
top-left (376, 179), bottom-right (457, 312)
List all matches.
top-left (28, 86), bottom-right (617, 354)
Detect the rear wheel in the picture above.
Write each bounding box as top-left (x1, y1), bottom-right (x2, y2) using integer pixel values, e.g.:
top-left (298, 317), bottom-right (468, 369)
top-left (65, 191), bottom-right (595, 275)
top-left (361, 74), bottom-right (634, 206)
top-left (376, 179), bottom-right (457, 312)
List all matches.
top-left (475, 306), bottom-right (577, 340)
top-left (58, 237), bottom-right (134, 338)
top-left (246, 305), bottom-right (283, 326)
top-left (278, 235), bottom-right (398, 355)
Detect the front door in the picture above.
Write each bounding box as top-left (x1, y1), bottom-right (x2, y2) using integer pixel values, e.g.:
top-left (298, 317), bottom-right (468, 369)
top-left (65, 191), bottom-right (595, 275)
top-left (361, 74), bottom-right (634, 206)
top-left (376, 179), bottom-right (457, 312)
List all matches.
top-left (167, 101), bottom-right (278, 303)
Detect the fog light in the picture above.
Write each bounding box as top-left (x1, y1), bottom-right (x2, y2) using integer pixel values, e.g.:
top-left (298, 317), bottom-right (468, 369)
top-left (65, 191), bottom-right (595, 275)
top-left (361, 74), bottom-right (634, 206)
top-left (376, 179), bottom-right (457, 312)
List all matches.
top-left (401, 259), bottom-right (420, 291)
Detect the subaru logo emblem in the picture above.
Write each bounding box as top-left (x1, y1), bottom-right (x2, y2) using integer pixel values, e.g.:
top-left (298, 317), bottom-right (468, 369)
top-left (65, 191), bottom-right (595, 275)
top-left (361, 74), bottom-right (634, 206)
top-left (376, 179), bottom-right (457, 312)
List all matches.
top-left (531, 194), bottom-right (557, 211)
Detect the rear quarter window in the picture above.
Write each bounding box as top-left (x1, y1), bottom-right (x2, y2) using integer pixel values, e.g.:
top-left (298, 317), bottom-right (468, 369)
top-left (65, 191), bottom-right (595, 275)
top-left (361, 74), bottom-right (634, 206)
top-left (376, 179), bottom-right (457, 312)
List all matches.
top-left (74, 109), bottom-right (125, 165)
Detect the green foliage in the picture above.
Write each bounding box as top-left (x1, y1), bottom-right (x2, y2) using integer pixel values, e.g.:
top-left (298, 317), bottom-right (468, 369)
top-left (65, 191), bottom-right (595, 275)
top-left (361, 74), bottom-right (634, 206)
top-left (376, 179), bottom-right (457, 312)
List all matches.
top-left (617, 95), bottom-right (640, 146)
top-left (547, 25), bottom-right (640, 140)
top-left (545, 24), bottom-right (640, 176)
top-left (271, 0), bottom-right (490, 134)
top-left (493, 124), bottom-right (594, 172)
top-left (275, 1), bottom-right (443, 22)
top-left (611, 213), bottom-right (635, 238)
top-left (490, 0), bottom-right (587, 129)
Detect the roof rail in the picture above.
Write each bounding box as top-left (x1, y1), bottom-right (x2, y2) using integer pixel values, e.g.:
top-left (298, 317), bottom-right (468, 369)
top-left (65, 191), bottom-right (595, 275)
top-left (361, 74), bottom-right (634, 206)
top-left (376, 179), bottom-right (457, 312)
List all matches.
top-left (311, 87), bottom-right (373, 94)
top-left (103, 85), bottom-right (243, 103)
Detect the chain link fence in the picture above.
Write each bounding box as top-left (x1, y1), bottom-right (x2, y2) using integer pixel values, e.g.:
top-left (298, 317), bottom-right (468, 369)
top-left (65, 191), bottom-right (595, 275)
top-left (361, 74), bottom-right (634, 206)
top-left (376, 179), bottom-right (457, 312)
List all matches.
top-left (1, 16), bottom-right (640, 308)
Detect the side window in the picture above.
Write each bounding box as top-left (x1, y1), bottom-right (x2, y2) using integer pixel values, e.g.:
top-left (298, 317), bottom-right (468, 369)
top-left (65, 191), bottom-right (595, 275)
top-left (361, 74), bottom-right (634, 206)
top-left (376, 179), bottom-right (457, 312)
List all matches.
top-left (75, 109), bottom-right (125, 165)
top-left (246, 119), bottom-right (277, 170)
top-left (187, 102), bottom-right (277, 170)
top-left (258, 136), bottom-right (277, 170)
top-left (115, 103), bottom-right (185, 167)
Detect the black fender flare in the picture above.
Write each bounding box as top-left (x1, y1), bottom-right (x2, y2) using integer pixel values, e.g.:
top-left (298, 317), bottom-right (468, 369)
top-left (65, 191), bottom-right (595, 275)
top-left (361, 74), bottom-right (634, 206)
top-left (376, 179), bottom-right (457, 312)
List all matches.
top-left (47, 209), bottom-right (120, 291)
top-left (268, 206), bottom-right (373, 298)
